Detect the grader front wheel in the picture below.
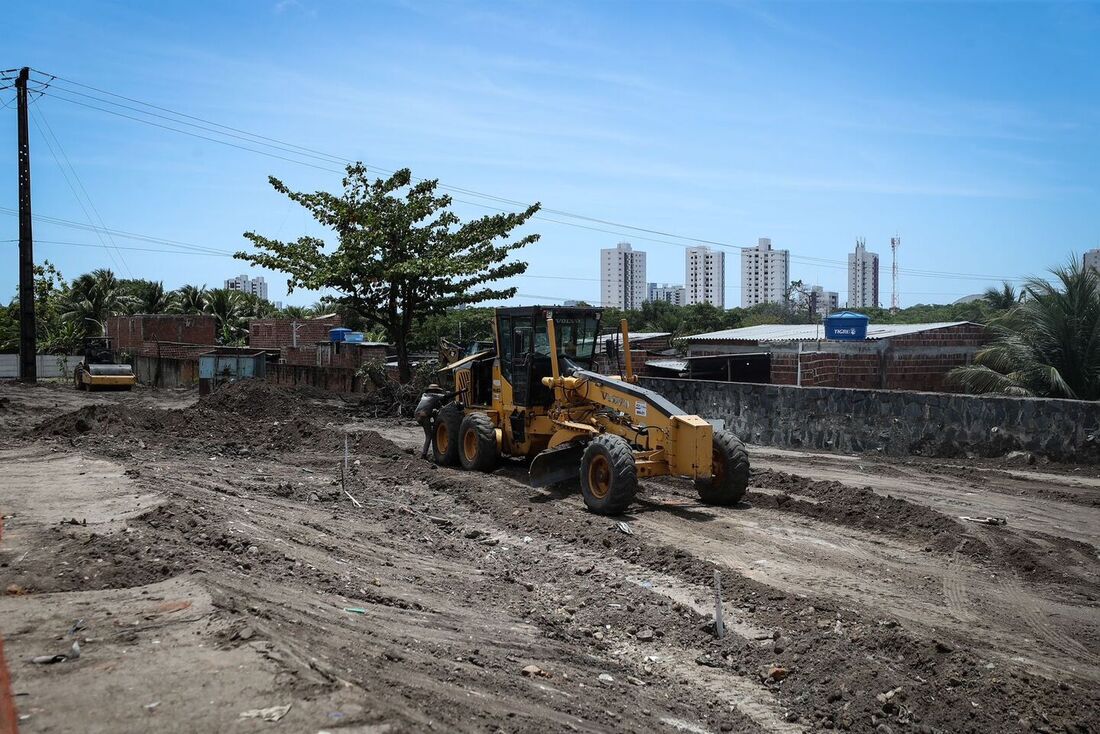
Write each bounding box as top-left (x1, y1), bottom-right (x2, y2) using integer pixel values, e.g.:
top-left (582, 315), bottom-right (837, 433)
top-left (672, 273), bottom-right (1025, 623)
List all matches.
top-left (580, 434), bottom-right (638, 515)
top-left (459, 413), bottom-right (499, 471)
top-left (696, 429), bottom-right (750, 506)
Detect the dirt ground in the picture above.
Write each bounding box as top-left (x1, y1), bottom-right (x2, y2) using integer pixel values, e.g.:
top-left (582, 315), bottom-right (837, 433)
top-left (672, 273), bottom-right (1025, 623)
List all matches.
top-left (0, 380), bottom-right (1097, 733)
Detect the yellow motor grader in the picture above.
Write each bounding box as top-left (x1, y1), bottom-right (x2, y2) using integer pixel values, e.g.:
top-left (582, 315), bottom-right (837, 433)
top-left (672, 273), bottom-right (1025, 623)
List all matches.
top-left (429, 306), bottom-right (748, 514)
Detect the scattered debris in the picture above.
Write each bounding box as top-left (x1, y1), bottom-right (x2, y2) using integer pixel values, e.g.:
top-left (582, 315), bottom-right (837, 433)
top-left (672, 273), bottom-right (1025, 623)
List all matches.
top-left (31, 641), bottom-right (80, 665)
top-left (239, 704), bottom-right (291, 722)
top-left (616, 521), bottom-right (633, 535)
top-left (597, 673), bottom-right (614, 685)
top-left (521, 664), bottom-right (551, 679)
top-left (960, 516), bottom-right (1008, 526)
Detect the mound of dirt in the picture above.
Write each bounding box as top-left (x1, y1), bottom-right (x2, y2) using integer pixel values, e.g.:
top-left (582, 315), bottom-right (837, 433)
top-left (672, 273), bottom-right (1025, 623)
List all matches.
top-left (751, 468), bottom-right (973, 552)
top-left (26, 404), bottom-right (192, 438)
top-left (199, 379), bottom-right (315, 418)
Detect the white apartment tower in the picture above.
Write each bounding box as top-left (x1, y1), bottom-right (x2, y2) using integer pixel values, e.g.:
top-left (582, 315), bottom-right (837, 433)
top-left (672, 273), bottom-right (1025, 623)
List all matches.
top-left (740, 237), bottom-right (790, 307)
top-left (806, 285), bottom-right (839, 317)
top-left (847, 239), bottom-right (880, 308)
top-left (647, 283), bottom-right (686, 306)
top-left (685, 246), bottom-right (725, 307)
top-left (225, 273), bottom-right (268, 301)
top-left (600, 242), bottom-right (646, 309)
top-left (1084, 249), bottom-right (1100, 276)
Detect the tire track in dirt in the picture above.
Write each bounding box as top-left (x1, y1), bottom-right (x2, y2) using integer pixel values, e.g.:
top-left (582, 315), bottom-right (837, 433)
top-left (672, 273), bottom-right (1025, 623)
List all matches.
top-left (942, 543), bottom-right (978, 624)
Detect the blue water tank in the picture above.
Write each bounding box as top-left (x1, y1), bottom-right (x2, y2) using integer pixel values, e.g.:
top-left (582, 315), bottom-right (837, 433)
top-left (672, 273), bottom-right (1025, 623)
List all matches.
top-left (824, 311), bottom-right (870, 341)
top-left (329, 327), bottom-right (352, 343)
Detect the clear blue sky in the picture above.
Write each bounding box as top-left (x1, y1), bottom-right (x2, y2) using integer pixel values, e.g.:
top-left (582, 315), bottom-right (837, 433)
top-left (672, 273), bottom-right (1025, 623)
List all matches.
top-left (2, 0), bottom-right (1097, 308)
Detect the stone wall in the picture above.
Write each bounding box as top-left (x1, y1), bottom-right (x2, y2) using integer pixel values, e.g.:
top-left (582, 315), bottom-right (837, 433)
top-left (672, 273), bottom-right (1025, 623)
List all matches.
top-left (639, 376), bottom-right (1100, 463)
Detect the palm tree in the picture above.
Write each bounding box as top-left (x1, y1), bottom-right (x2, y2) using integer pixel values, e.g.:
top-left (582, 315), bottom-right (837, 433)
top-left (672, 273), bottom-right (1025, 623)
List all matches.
top-left (203, 288), bottom-right (247, 344)
top-left (281, 305), bottom-right (311, 318)
top-left (982, 281), bottom-right (1021, 310)
top-left (948, 258), bottom-right (1100, 400)
top-left (172, 284), bottom-right (208, 314)
top-left (62, 269), bottom-right (133, 334)
top-left (133, 281), bottom-right (172, 314)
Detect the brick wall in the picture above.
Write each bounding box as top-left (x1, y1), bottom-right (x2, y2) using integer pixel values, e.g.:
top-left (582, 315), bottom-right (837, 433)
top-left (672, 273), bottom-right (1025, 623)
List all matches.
top-left (266, 363), bottom-right (360, 393)
top-left (890, 323), bottom-right (986, 348)
top-left (249, 316), bottom-right (343, 349)
top-left (136, 341), bottom-right (216, 360)
top-left (281, 342), bottom-right (388, 368)
top-left (108, 314), bottom-right (216, 351)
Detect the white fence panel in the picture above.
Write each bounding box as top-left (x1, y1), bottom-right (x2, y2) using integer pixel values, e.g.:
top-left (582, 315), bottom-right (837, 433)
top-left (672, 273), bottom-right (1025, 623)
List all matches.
top-left (0, 354), bottom-right (82, 379)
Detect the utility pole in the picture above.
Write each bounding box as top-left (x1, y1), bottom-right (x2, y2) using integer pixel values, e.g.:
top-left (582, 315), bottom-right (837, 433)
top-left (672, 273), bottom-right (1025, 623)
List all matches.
top-left (15, 67), bottom-right (36, 383)
top-left (890, 235), bottom-right (901, 314)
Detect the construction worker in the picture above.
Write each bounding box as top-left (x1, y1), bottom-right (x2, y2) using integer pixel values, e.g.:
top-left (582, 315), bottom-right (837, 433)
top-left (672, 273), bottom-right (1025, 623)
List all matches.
top-left (414, 384), bottom-right (460, 458)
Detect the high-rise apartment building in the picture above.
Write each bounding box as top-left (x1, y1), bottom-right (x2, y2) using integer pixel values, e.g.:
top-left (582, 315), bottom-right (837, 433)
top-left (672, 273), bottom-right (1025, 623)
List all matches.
top-left (847, 239), bottom-right (879, 309)
top-left (804, 285), bottom-right (839, 317)
top-left (740, 237), bottom-right (790, 307)
top-left (1084, 249), bottom-right (1100, 276)
top-left (685, 246), bottom-right (725, 307)
top-left (600, 242), bottom-right (646, 309)
top-left (225, 273), bottom-right (269, 301)
top-left (647, 282), bottom-right (685, 306)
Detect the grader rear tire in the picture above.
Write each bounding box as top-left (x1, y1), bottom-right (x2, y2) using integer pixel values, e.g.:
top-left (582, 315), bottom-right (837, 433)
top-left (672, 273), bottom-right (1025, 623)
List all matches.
top-left (432, 403), bottom-right (463, 466)
top-left (459, 413), bottom-right (499, 471)
top-left (579, 434), bottom-right (638, 515)
top-left (695, 429), bottom-right (750, 506)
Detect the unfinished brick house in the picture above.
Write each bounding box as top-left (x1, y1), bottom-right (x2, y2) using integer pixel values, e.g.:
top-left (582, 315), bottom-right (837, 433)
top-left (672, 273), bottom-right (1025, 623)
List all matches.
top-left (683, 321), bottom-right (988, 392)
top-left (248, 315), bottom-right (344, 349)
top-left (106, 314), bottom-right (217, 352)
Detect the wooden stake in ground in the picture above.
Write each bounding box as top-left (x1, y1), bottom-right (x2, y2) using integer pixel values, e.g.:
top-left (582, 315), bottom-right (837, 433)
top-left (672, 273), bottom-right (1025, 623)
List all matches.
top-left (713, 570), bottom-right (725, 638)
top-left (342, 433), bottom-right (361, 508)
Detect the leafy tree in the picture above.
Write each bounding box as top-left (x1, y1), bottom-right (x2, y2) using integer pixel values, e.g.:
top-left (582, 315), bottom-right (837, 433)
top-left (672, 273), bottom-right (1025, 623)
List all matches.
top-left (408, 307), bottom-right (495, 352)
top-left (236, 164), bottom-right (540, 381)
top-left (0, 301), bottom-right (19, 352)
top-left (636, 299), bottom-right (684, 334)
top-left (948, 258), bottom-right (1100, 399)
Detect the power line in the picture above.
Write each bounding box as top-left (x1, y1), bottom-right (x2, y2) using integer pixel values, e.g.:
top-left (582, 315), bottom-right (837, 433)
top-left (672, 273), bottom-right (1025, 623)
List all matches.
top-left (0, 207), bottom-right (234, 255)
top-left (22, 67), bottom-right (1032, 286)
top-left (28, 98), bottom-right (133, 276)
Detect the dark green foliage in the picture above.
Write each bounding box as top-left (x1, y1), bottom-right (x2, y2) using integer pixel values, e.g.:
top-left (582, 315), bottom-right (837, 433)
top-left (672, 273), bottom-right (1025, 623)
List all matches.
top-left (407, 307), bottom-right (495, 352)
top-left (236, 164), bottom-right (540, 381)
top-left (948, 258), bottom-right (1100, 400)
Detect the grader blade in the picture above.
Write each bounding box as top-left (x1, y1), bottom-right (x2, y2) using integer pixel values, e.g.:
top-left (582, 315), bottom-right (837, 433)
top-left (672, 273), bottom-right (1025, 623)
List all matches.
top-left (528, 443), bottom-right (584, 487)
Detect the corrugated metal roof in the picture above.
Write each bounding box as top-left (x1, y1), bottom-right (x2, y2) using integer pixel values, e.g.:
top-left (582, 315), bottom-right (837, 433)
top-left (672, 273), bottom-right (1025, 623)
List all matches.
top-left (604, 332), bottom-right (671, 342)
top-left (646, 358), bottom-right (689, 371)
top-left (683, 321), bottom-right (974, 343)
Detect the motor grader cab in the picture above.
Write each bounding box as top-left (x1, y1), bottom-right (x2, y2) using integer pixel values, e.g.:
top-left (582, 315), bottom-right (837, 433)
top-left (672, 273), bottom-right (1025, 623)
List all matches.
top-left (73, 336), bottom-right (137, 391)
top-left (429, 306), bottom-right (749, 515)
